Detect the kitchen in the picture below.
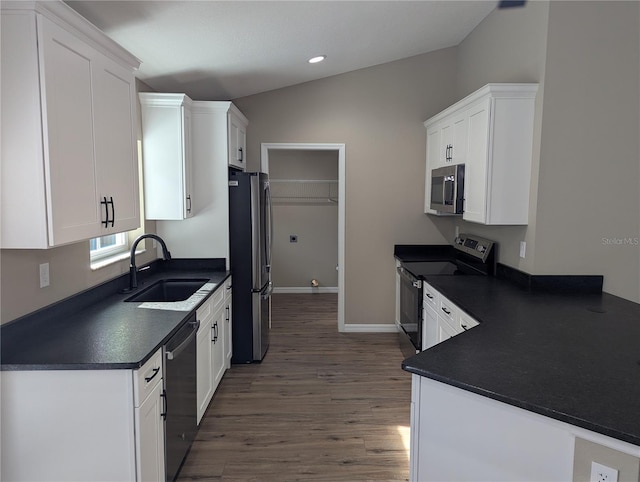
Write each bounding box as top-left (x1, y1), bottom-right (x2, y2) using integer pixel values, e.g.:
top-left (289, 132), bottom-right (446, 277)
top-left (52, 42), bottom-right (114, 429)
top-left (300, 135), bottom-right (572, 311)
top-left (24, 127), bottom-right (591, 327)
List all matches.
top-left (1, 1), bottom-right (639, 481)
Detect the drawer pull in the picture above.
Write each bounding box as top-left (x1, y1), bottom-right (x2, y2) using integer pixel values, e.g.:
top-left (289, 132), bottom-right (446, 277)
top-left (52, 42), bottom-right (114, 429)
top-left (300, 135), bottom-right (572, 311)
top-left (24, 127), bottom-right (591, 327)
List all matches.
top-left (426, 293), bottom-right (434, 299)
top-left (144, 367), bottom-right (160, 383)
top-left (442, 307), bottom-right (451, 315)
top-left (461, 324), bottom-right (468, 330)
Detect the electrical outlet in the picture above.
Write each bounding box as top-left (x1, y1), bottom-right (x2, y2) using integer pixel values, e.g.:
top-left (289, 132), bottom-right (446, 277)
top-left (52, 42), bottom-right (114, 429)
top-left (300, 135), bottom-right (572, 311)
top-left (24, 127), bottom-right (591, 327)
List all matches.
top-left (39, 263), bottom-right (50, 288)
top-left (519, 241), bottom-right (526, 259)
top-left (590, 461), bottom-right (619, 482)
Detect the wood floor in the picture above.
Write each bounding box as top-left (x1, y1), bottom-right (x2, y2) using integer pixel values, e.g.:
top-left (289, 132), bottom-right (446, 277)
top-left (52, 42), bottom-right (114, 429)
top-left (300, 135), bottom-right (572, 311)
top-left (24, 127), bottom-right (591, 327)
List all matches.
top-left (177, 293), bottom-right (411, 481)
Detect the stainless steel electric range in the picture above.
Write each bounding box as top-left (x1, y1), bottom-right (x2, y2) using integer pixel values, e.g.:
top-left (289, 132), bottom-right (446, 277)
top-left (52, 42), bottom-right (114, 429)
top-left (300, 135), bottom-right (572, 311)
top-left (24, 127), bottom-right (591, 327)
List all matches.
top-left (397, 233), bottom-right (496, 356)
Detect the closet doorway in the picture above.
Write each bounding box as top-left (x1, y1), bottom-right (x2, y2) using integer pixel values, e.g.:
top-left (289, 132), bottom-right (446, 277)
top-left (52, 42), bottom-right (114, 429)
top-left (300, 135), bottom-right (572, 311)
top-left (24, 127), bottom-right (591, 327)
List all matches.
top-left (261, 143), bottom-right (345, 331)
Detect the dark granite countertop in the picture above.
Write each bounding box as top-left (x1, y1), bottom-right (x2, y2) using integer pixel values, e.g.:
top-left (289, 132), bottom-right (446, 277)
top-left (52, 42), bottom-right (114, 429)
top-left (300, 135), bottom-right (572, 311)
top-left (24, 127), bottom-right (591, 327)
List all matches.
top-left (401, 273), bottom-right (640, 446)
top-left (1, 259), bottom-right (230, 371)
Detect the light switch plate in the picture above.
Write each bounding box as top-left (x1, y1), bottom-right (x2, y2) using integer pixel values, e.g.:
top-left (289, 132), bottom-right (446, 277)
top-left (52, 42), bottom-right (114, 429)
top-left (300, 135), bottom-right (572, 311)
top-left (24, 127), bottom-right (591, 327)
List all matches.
top-left (39, 263), bottom-right (50, 288)
top-left (519, 241), bottom-right (526, 258)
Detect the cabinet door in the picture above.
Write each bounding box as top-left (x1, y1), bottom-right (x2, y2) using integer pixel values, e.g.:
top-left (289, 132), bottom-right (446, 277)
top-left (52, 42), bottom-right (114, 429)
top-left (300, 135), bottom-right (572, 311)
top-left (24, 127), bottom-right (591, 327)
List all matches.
top-left (437, 316), bottom-right (458, 343)
top-left (422, 305), bottom-right (439, 350)
top-left (196, 307), bottom-right (214, 425)
top-left (196, 296), bottom-right (215, 424)
top-left (183, 106), bottom-right (194, 218)
top-left (223, 282), bottom-right (233, 369)
top-left (93, 54), bottom-right (140, 234)
top-left (228, 114), bottom-right (246, 170)
top-left (463, 100), bottom-right (491, 224)
top-left (135, 380), bottom-right (166, 482)
top-left (424, 125), bottom-right (440, 213)
top-left (140, 94), bottom-right (193, 220)
top-left (451, 112), bottom-right (468, 165)
top-left (38, 15), bottom-right (102, 245)
top-left (211, 306), bottom-right (226, 391)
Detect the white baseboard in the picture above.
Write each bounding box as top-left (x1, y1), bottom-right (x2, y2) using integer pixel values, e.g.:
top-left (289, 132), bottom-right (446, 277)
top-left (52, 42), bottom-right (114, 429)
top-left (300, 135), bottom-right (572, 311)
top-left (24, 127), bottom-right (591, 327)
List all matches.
top-left (342, 324), bottom-right (399, 333)
top-left (272, 287), bottom-right (339, 294)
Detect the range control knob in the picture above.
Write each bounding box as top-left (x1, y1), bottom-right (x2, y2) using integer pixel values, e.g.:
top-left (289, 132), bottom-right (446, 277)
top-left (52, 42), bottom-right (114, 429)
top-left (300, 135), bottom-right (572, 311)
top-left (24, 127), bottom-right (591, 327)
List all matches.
top-left (477, 245), bottom-right (486, 253)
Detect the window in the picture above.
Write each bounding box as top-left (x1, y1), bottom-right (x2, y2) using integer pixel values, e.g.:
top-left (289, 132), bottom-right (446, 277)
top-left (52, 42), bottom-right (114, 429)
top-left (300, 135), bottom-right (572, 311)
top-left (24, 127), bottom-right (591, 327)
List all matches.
top-left (90, 232), bottom-right (128, 262)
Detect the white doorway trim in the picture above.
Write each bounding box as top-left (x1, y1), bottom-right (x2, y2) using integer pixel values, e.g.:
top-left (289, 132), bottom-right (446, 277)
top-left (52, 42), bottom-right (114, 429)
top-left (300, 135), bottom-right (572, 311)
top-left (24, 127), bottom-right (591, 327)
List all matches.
top-left (261, 142), bottom-right (346, 332)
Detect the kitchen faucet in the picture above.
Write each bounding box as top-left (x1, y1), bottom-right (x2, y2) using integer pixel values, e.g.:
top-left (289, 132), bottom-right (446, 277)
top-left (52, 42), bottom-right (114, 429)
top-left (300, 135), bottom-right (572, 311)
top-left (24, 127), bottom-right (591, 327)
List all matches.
top-left (128, 234), bottom-right (172, 291)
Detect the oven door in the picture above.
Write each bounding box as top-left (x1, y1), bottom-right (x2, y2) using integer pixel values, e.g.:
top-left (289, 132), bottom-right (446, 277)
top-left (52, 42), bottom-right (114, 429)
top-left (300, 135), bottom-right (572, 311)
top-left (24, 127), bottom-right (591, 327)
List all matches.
top-left (397, 267), bottom-right (422, 353)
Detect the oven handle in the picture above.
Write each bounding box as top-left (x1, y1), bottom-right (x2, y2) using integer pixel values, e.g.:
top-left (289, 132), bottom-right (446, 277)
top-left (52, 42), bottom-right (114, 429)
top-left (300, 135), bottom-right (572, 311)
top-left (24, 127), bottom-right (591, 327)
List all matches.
top-left (397, 266), bottom-right (422, 289)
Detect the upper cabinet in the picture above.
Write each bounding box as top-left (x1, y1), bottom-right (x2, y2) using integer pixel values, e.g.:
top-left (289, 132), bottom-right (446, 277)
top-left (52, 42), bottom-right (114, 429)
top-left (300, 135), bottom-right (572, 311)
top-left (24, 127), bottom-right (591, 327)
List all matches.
top-left (139, 93), bottom-right (194, 220)
top-left (424, 84), bottom-right (538, 224)
top-left (0, 1), bottom-right (141, 248)
top-left (228, 108), bottom-right (248, 171)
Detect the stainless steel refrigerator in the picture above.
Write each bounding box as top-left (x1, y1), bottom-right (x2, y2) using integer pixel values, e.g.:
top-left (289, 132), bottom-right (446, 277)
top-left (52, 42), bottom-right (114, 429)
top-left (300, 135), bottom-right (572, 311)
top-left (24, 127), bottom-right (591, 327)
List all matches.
top-left (228, 170), bottom-right (273, 363)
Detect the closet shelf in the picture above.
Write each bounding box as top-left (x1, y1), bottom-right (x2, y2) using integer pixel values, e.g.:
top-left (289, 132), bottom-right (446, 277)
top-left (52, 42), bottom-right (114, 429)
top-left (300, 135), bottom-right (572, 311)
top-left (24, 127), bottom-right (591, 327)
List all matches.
top-left (270, 180), bottom-right (338, 204)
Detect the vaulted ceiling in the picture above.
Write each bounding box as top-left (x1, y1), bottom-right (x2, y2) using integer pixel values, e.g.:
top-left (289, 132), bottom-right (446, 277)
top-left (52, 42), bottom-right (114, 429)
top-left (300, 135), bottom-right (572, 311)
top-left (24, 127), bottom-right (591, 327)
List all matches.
top-left (66, 1), bottom-right (497, 100)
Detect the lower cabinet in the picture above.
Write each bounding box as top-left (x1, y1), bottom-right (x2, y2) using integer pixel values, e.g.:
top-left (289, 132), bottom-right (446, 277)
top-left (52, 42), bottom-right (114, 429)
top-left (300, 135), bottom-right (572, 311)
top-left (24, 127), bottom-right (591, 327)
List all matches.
top-left (0, 350), bottom-right (165, 481)
top-left (223, 277), bottom-right (233, 369)
top-left (423, 281), bottom-right (480, 347)
top-left (211, 300), bottom-right (226, 392)
top-left (196, 278), bottom-right (233, 425)
top-left (135, 354), bottom-right (166, 482)
top-left (196, 297), bottom-right (215, 424)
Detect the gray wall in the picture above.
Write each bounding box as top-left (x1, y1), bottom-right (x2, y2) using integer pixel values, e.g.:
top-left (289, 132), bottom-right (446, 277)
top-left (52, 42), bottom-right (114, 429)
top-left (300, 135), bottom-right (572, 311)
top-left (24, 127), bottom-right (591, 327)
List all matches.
top-left (0, 80), bottom-right (161, 324)
top-left (454, 1), bottom-right (639, 302)
top-left (269, 149), bottom-right (339, 289)
top-left (533, 1), bottom-right (639, 301)
top-left (234, 48), bottom-right (459, 325)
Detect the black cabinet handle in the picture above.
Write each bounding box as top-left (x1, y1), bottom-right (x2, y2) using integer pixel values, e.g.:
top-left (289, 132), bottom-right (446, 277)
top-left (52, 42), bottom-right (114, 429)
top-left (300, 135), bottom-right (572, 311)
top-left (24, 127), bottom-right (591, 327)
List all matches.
top-left (101, 197), bottom-right (109, 227)
top-left (186, 194), bottom-right (192, 213)
top-left (238, 147), bottom-right (243, 162)
top-left (160, 389), bottom-right (167, 421)
top-left (212, 322), bottom-right (218, 343)
top-left (442, 307), bottom-right (451, 315)
top-left (426, 293), bottom-right (433, 299)
top-left (461, 324), bottom-right (468, 330)
top-left (144, 366), bottom-right (160, 383)
top-left (108, 197), bottom-right (115, 227)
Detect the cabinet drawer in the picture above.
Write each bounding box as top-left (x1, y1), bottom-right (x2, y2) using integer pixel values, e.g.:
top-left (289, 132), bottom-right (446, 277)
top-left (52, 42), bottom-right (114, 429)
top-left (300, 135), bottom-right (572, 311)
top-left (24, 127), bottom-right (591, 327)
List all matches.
top-left (134, 348), bottom-right (163, 407)
top-left (198, 287), bottom-right (224, 324)
top-left (438, 297), bottom-right (457, 325)
top-left (423, 282), bottom-right (439, 311)
top-left (459, 310), bottom-right (479, 332)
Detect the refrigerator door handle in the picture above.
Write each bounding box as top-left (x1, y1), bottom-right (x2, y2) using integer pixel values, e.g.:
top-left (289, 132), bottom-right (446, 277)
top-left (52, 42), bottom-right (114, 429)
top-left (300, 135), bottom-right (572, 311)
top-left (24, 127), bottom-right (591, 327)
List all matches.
top-left (265, 181), bottom-right (274, 272)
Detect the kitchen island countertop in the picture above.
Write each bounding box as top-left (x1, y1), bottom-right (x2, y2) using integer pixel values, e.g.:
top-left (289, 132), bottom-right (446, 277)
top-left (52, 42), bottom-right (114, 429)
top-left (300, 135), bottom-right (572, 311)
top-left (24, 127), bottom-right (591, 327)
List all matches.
top-left (402, 273), bottom-right (640, 446)
top-left (1, 259), bottom-right (230, 371)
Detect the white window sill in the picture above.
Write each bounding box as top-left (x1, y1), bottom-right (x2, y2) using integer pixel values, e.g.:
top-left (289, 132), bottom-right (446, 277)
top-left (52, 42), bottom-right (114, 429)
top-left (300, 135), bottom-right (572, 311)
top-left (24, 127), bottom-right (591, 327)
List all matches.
top-left (90, 249), bottom-right (145, 271)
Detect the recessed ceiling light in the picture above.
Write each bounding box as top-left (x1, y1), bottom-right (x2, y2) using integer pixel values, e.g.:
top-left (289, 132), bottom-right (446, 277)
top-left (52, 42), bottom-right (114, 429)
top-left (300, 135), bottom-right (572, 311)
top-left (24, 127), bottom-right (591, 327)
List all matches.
top-left (308, 55), bottom-right (326, 64)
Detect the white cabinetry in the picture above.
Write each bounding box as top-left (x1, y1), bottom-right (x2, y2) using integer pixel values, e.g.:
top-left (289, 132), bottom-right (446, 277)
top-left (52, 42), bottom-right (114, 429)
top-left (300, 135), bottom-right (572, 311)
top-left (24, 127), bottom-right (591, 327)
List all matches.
top-left (422, 282), bottom-right (440, 350)
top-left (156, 102), bottom-right (248, 261)
top-left (196, 294), bottom-right (215, 425)
top-left (134, 349), bottom-right (166, 481)
top-left (195, 278), bottom-right (233, 425)
top-left (423, 84), bottom-right (538, 224)
top-left (422, 281), bottom-right (479, 347)
top-left (1, 349), bottom-right (165, 481)
top-left (223, 277), bottom-right (233, 368)
top-left (1, 2), bottom-right (140, 248)
top-left (228, 109), bottom-right (248, 171)
top-left (139, 93), bottom-right (194, 220)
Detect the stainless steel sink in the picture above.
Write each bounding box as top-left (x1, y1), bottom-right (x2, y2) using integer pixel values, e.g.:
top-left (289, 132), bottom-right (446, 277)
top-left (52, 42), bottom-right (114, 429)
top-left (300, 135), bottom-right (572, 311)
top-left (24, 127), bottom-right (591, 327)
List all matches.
top-left (124, 278), bottom-right (209, 302)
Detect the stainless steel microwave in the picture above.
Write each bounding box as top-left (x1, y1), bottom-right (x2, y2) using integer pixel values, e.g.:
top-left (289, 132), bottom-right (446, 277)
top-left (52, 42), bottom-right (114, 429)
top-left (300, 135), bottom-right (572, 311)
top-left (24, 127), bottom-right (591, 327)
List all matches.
top-left (430, 164), bottom-right (465, 214)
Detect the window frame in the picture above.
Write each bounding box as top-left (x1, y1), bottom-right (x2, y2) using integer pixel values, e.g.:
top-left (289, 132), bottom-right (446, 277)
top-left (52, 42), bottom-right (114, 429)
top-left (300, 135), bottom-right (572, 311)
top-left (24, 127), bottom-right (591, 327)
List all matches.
top-left (89, 232), bottom-right (129, 263)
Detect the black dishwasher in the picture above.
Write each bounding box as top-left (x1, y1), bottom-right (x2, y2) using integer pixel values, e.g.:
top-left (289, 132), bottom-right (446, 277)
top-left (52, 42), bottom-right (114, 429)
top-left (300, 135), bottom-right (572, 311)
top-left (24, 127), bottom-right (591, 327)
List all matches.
top-left (164, 314), bottom-right (199, 481)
